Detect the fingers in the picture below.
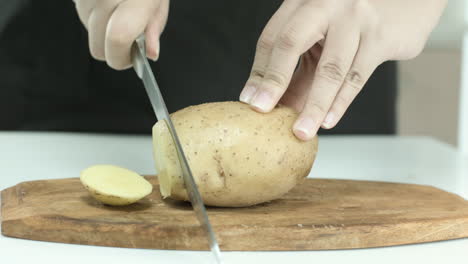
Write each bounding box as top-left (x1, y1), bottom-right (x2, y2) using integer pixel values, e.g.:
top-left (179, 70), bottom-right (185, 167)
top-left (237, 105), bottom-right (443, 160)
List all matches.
top-left (145, 0), bottom-right (169, 61)
top-left (75, 0), bottom-right (166, 69)
top-left (242, 4), bottom-right (327, 113)
top-left (105, 0), bottom-right (160, 69)
top-left (321, 41), bottom-right (382, 129)
top-left (292, 25), bottom-right (360, 141)
top-left (279, 47), bottom-right (320, 112)
top-left (239, 0), bottom-right (301, 104)
top-left (87, 0), bottom-right (121, 60)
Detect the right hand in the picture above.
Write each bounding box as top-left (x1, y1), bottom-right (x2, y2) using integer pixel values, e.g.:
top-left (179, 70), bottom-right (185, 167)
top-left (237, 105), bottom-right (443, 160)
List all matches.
top-left (74, 0), bottom-right (169, 70)
top-left (240, 0), bottom-right (446, 141)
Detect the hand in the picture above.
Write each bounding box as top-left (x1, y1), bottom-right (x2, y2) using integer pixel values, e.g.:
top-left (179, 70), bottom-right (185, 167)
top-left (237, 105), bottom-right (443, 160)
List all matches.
top-left (240, 0), bottom-right (447, 141)
top-left (74, 0), bottom-right (169, 70)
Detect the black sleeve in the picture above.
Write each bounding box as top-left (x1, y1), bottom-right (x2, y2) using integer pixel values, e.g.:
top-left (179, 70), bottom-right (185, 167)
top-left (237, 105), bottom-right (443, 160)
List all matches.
top-left (0, 0), bottom-right (396, 135)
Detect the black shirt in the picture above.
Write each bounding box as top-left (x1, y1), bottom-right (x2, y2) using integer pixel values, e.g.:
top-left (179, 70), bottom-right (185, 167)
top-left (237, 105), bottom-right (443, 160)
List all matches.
top-left (0, 0), bottom-right (396, 134)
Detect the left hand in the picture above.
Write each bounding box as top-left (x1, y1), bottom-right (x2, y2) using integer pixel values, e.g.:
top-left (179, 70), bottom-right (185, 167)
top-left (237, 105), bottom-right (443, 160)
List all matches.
top-left (240, 0), bottom-right (447, 141)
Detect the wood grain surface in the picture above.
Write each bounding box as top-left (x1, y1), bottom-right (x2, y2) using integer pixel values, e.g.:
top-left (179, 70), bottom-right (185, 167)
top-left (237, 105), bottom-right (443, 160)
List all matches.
top-left (2, 177), bottom-right (468, 250)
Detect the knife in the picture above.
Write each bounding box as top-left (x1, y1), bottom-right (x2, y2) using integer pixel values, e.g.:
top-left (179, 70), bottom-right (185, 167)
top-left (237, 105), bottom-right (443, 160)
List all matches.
top-left (131, 35), bottom-right (222, 263)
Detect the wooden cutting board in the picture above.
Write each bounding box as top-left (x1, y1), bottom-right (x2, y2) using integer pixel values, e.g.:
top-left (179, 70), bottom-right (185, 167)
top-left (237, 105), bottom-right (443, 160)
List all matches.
top-left (2, 177), bottom-right (468, 250)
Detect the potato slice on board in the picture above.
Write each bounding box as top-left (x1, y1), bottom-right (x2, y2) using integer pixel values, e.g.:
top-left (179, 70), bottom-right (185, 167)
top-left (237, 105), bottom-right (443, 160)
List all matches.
top-left (80, 165), bottom-right (153, 206)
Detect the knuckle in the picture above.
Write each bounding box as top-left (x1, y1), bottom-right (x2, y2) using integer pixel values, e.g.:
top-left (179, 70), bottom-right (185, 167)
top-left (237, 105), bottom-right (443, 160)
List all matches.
top-left (348, 0), bottom-right (379, 28)
top-left (106, 20), bottom-right (134, 48)
top-left (350, 0), bottom-right (373, 16)
top-left (257, 33), bottom-right (275, 52)
top-left (250, 67), bottom-right (266, 79)
top-left (345, 69), bottom-right (365, 91)
top-left (317, 60), bottom-right (346, 83)
top-left (302, 1), bottom-right (327, 14)
top-left (354, 1), bottom-right (381, 35)
top-left (277, 28), bottom-right (299, 51)
top-left (263, 69), bottom-right (289, 90)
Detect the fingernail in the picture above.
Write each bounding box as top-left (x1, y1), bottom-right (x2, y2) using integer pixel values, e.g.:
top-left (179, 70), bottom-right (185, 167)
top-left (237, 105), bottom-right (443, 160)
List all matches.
top-left (250, 91), bottom-right (274, 112)
top-left (293, 117), bottom-right (317, 141)
top-left (239, 86), bottom-right (257, 103)
top-left (322, 112), bottom-right (335, 129)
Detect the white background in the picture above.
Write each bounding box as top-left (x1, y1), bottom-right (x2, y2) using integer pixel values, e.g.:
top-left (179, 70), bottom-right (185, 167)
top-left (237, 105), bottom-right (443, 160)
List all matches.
top-left (398, 0), bottom-right (466, 150)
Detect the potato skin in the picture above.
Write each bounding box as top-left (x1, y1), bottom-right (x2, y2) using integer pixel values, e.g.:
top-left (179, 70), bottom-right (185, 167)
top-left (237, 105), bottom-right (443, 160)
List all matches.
top-left (153, 101), bottom-right (318, 207)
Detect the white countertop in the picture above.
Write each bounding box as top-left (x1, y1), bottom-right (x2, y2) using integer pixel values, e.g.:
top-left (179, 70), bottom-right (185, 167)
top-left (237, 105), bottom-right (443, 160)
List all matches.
top-left (0, 132), bottom-right (467, 264)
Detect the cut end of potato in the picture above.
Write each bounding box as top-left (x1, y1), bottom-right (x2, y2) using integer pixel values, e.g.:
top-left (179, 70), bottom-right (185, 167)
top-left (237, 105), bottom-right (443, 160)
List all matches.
top-left (80, 165), bottom-right (153, 206)
top-left (158, 170), bottom-right (172, 199)
top-left (153, 120), bottom-right (184, 200)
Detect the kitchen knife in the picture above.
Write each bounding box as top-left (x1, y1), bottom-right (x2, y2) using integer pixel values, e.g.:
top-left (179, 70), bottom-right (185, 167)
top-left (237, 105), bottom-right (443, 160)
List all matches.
top-left (131, 35), bottom-right (222, 264)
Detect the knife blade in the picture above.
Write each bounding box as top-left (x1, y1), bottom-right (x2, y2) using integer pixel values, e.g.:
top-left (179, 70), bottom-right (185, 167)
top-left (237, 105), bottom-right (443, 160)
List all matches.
top-left (131, 35), bottom-right (222, 263)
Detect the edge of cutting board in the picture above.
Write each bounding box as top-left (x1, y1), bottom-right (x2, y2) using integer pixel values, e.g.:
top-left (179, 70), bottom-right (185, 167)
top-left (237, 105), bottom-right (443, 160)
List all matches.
top-left (2, 177), bottom-right (468, 251)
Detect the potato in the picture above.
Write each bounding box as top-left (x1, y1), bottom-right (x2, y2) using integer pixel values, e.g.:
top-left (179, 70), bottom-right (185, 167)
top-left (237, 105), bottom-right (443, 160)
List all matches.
top-left (152, 101), bottom-right (318, 207)
top-left (80, 165), bottom-right (153, 206)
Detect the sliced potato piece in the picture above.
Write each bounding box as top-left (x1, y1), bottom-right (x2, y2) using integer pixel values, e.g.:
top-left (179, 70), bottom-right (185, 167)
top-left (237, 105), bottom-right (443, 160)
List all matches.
top-left (80, 165), bottom-right (153, 206)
